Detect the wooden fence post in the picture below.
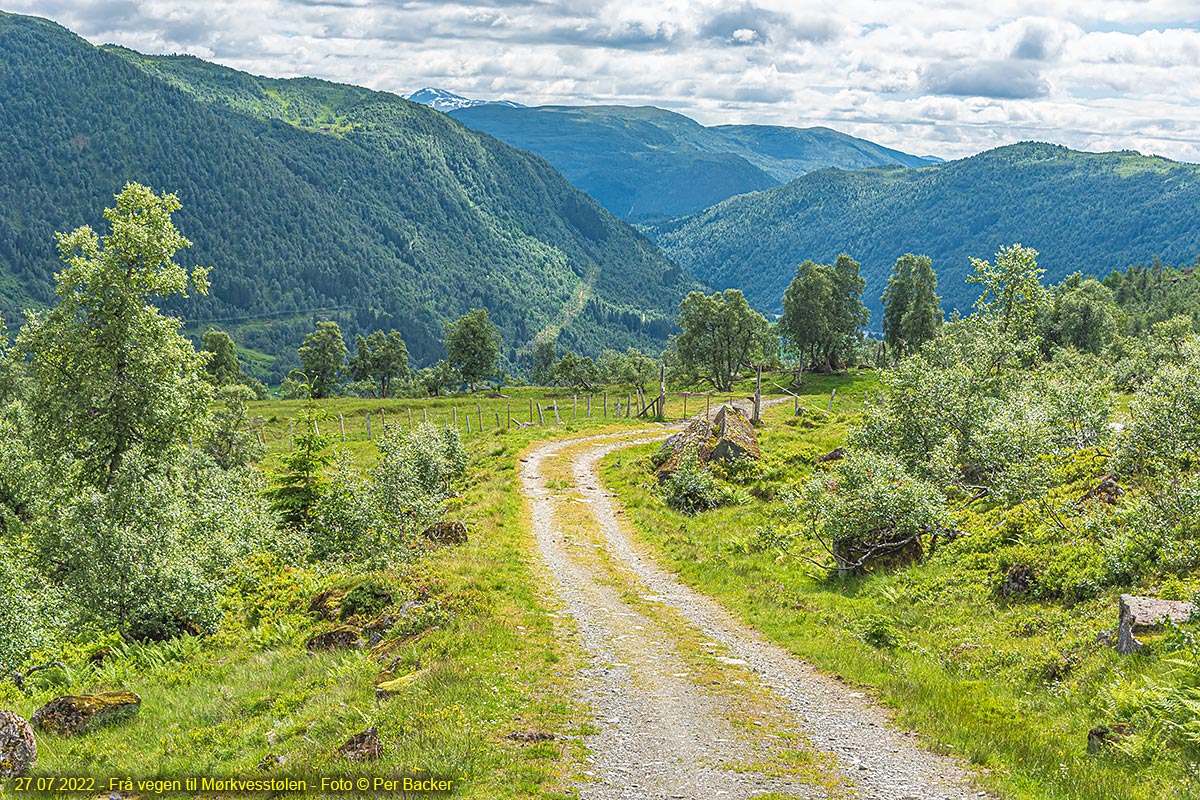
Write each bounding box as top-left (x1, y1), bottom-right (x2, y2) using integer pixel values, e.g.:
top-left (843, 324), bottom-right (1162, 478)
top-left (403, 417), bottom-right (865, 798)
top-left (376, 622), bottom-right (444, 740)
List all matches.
top-left (603, 391), bottom-right (608, 418)
top-left (828, 388), bottom-right (836, 411)
top-left (573, 395), bottom-right (577, 421)
top-left (553, 401), bottom-right (561, 425)
top-left (495, 411), bottom-right (502, 429)
top-left (408, 407), bottom-right (413, 430)
top-left (529, 398), bottom-right (534, 423)
top-left (423, 408), bottom-right (428, 424)
top-left (753, 365), bottom-right (762, 425)
top-left (587, 394), bottom-right (592, 418)
top-left (478, 403), bottom-right (483, 430)
top-left (453, 407), bottom-right (458, 427)
top-left (536, 402), bottom-right (545, 425)
top-left (339, 413), bottom-right (346, 442)
top-left (289, 419), bottom-right (295, 448)
top-left (659, 365), bottom-right (666, 419)
top-left (466, 416), bottom-right (472, 434)
top-left (366, 412), bottom-right (371, 440)
top-left (507, 403), bottom-right (512, 429)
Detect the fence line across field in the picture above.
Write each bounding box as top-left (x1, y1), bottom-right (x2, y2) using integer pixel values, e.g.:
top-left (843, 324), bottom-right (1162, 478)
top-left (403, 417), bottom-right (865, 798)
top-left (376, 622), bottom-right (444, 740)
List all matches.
top-left (271, 382), bottom-right (847, 449)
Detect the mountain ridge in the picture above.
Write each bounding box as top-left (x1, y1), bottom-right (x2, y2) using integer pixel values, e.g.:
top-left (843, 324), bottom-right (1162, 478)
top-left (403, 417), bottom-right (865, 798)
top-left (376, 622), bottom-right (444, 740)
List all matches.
top-left (407, 87), bottom-right (524, 113)
top-left (444, 103), bottom-right (939, 221)
top-left (0, 12), bottom-right (696, 380)
top-left (646, 140), bottom-right (1200, 320)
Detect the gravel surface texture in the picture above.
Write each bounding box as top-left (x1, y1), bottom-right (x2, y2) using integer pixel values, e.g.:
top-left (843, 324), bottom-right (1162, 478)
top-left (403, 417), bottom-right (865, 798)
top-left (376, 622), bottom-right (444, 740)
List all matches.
top-left (519, 423), bottom-right (994, 800)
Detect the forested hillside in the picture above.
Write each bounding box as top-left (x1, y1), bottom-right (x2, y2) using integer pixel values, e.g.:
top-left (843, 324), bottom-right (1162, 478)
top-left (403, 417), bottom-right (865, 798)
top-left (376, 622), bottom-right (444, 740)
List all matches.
top-left (647, 143), bottom-right (1200, 318)
top-left (448, 104), bottom-right (935, 221)
top-left (0, 13), bottom-right (695, 380)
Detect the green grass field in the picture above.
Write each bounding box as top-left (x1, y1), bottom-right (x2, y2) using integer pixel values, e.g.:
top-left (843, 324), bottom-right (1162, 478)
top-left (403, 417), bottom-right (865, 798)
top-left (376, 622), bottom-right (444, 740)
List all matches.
top-left (3, 386), bottom-right (675, 798)
top-left (20, 368), bottom-right (1163, 799)
top-left (601, 374), bottom-right (1197, 800)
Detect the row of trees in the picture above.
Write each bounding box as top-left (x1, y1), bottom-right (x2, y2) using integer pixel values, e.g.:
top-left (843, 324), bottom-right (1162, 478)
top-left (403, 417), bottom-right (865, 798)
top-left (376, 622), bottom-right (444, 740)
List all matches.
top-left (669, 253), bottom-right (879, 391)
top-left (287, 309), bottom-right (502, 399)
top-left (530, 341), bottom-right (659, 391)
top-left (204, 242), bottom-right (1153, 400)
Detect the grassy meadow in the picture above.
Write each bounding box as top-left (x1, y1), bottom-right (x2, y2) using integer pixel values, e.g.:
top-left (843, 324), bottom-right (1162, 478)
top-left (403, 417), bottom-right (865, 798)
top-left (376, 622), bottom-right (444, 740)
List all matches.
top-left (602, 373), bottom-right (1200, 800)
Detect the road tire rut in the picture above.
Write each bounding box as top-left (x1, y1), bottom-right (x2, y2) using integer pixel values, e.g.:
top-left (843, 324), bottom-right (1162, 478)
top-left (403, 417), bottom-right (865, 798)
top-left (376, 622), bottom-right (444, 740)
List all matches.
top-left (521, 429), bottom-right (992, 800)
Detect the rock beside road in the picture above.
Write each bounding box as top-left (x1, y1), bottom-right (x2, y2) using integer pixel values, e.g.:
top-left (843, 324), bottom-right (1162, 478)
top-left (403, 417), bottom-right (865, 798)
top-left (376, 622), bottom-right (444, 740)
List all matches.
top-left (655, 404), bottom-right (759, 480)
top-left (1105, 594), bottom-right (1195, 654)
top-left (0, 709), bottom-right (36, 777)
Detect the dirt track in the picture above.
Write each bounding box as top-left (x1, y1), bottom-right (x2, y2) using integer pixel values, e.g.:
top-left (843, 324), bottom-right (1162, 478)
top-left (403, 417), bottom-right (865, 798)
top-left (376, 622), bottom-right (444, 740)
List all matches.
top-left (519, 429), bottom-right (992, 800)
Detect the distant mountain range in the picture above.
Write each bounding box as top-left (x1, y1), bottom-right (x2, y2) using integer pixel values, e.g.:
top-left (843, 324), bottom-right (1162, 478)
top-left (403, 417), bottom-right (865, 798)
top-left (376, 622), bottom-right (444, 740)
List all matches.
top-left (0, 14), bottom-right (695, 380)
top-left (408, 90), bottom-right (938, 221)
top-left (646, 142), bottom-right (1200, 321)
top-left (406, 87), bottom-right (524, 113)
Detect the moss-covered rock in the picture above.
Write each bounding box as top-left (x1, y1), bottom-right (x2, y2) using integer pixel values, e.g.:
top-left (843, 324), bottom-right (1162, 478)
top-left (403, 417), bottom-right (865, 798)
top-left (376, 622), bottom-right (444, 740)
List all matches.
top-left (338, 580), bottom-right (393, 621)
top-left (374, 669), bottom-right (427, 701)
top-left (420, 520), bottom-right (468, 545)
top-left (0, 709), bottom-right (36, 777)
top-left (655, 404), bottom-right (759, 481)
top-left (31, 691), bottom-right (141, 736)
top-left (305, 626), bottom-right (362, 653)
top-left (307, 587), bottom-right (350, 621)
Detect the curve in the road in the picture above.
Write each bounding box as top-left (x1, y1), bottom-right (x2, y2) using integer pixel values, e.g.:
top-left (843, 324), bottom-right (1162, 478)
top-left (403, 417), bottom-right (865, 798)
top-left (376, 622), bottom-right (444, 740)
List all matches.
top-left (519, 429), bottom-right (993, 800)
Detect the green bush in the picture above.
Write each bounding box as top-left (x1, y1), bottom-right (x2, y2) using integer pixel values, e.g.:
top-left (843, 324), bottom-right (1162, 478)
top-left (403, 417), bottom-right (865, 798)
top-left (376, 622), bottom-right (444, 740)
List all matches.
top-left (1118, 356), bottom-right (1200, 477)
top-left (797, 449), bottom-right (947, 573)
top-left (309, 423), bottom-right (468, 565)
top-left (857, 614), bottom-right (899, 649)
top-left (339, 579), bottom-right (393, 621)
top-left (660, 448), bottom-right (734, 515)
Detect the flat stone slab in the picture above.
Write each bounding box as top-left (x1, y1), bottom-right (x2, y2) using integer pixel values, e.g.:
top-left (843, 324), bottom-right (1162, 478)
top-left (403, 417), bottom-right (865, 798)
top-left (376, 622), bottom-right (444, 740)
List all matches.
top-left (1121, 594), bottom-right (1194, 630)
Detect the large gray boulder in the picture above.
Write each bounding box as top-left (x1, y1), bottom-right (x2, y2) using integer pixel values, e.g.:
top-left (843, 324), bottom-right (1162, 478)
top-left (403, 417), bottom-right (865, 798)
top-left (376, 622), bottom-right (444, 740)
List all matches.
top-left (0, 709), bottom-right (36, 777)
top-left (1110, 594), bottom-right (1195, 654)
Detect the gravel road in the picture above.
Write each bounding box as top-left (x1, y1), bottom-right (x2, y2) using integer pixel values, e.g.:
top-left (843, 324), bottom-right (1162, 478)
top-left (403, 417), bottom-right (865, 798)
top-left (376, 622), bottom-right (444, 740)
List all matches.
top-left (519, 427), bottom-right (994, 800)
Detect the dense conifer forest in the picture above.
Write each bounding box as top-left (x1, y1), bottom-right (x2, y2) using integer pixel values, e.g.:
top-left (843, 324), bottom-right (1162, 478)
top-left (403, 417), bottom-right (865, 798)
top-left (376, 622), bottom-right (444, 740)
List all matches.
top-left (0, 13), bottom-right (695, 382)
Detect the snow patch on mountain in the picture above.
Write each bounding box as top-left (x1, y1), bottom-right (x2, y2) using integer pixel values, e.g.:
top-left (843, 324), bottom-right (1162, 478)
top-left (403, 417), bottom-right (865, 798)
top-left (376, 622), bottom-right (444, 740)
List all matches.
top-left (408, 87), bottom-right (524, 113)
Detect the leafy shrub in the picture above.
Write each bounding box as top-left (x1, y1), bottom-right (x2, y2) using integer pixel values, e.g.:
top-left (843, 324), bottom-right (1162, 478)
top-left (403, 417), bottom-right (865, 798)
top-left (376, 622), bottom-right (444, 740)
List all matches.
top-left (375, 423), bottom-right (467, 499)
top-left (339, 579), bottom-right (393, 621)
top-left (1118, 355), bottom-right (1200, 477)
top-left (1100, 479), bottom-right (1200, 585)
top-left (857, 615), bottom-right (899, 649)
top-left (660, 447), bottom-right (734, 515)
top-left (0, 415), bottom-right (38, 538)
top-left (202, 384), bottom-right (266, 469)
top-left (0, 543), bottom-right (59, 677)
top-left (796, 450), bottom-right (947, 574)
top-left (309, 423), bottom-right (468, 565)
top-left (37, 463), bottom-right (222, 641)
top-left (853, 327), bottom-right (1111, 500)
top-left (219, 553), bottom-right (318, 632)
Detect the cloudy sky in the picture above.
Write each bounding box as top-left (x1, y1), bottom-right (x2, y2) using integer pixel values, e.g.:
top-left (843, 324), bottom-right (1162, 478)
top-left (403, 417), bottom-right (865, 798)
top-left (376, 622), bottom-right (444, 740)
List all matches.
top-left (12, 0), bottom-right (1200, 161)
